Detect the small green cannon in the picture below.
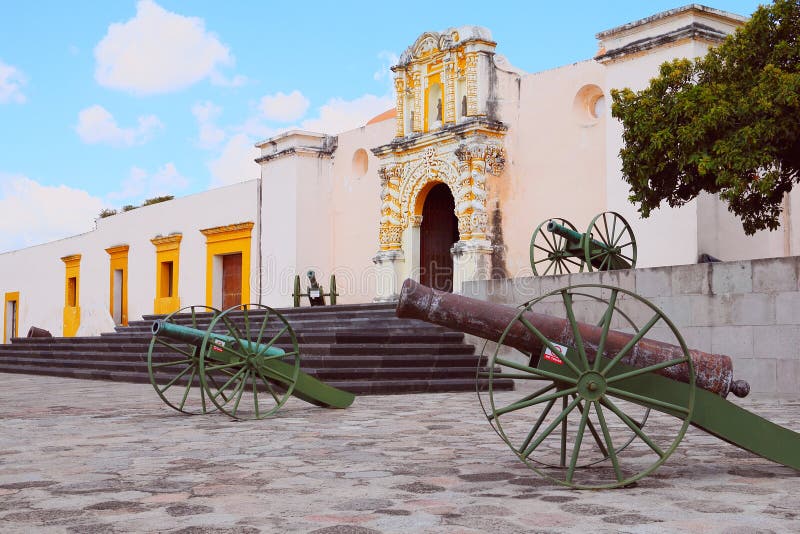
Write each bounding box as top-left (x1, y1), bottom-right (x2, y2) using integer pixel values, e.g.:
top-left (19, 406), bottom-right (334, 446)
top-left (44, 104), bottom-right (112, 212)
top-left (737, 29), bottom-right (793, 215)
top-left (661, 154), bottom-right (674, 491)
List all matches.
top-left (397, 279), bottom-right (800, 489)
top-left (530, 211), bottom-right (637, 276)
top-left (147, 304), bottom-right (354, 420)
top-left (293, 270), bottom-right (338, 307)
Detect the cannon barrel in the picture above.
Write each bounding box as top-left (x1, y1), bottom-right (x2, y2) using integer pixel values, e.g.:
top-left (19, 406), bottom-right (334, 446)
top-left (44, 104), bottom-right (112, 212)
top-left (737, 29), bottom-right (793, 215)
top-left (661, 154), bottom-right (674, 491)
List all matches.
top-left (546, 220), bottom-right (632, 271)
top-left (151, 320), bottom-right (284, 357)
top-left (396, 279), bottom-right (749, 398)
top-left (546, 220), bottom-right (585, 246)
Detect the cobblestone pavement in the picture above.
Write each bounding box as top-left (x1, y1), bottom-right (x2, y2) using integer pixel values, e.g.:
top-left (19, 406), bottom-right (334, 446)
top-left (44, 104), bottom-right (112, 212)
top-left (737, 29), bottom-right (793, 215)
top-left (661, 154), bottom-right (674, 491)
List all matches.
top-left (0, 373), bottom-right (798, 533)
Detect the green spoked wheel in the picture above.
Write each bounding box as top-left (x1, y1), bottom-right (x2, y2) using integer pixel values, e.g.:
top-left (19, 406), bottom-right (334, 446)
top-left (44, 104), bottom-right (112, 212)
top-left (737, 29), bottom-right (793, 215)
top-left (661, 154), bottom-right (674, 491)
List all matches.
top-left (480, 284), bottom-right (695, 489)
top-left (147, 305), bottom-right (222, 415)
top-left (478, 290), bottom-right (652, 469)
top-left (199, 304), bottom-right (301, 420)
top-left (584, 211), bottom-right (637, 272)
top-left (530, 218), bottom-right (584, 276)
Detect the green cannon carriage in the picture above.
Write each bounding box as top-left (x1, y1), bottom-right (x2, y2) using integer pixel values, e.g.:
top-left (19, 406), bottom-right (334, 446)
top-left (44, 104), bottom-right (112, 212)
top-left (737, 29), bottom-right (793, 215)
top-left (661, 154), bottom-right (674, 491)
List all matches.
top-left (146, 304), bottom-right (354, 420)
top-left (530, 211), bottom-right (637, 275)
top-left (397, 279), bottom-right (800, 489)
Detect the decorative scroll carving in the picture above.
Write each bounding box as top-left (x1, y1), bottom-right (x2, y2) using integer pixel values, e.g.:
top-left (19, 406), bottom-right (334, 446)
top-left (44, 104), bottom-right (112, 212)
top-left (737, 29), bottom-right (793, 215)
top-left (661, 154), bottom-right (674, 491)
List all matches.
top-left (412, 71), bottom-right (423, 132)
top-left (394, 77), bottom-right (405, 138)
top-left (378, 164), bottom-right (404, 250)
top-left (444, 61), bottom-right (456, 124)
top-left (466, 52), bottom-right (479, 116)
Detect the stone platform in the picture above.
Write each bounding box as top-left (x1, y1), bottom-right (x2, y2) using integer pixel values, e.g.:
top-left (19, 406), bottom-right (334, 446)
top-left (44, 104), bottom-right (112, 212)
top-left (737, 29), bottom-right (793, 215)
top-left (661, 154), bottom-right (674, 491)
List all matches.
top-left (0, 373), bottom-right (798, 533)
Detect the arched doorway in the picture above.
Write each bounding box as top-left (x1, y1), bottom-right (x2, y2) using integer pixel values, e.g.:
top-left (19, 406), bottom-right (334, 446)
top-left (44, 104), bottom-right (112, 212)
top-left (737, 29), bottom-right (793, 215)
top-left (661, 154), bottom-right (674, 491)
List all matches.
top-left (419, 182), bottom-right (459, 291)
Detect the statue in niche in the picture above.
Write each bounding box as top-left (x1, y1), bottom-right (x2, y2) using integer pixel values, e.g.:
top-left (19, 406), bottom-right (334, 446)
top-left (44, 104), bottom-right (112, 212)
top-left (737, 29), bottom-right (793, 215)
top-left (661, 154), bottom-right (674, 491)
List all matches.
top-left (436, 98), bottom-right (442, 122)
top-left (461, 96), bottom-right (467, 117)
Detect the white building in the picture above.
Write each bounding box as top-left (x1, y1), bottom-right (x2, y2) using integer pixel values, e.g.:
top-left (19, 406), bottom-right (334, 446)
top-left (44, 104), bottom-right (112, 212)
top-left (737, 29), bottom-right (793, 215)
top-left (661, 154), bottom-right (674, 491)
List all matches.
top-left (3, 4), bottom-right (793, 341)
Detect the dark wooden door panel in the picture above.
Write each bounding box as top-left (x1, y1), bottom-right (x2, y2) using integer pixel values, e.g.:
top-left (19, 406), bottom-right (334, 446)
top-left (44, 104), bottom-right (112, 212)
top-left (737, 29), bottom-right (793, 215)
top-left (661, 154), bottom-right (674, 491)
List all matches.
top-left (420, 183), bottom-right (459, 292)
top-left (222, 253), bottom-right (242, 309)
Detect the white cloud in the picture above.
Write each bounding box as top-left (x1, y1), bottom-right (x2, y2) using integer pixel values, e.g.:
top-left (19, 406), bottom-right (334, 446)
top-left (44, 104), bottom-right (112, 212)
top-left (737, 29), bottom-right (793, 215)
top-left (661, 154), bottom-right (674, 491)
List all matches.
top-left (209, 133), bottom-right (260, 187)
top-left (108, 162), bottom-right (189, 201)
top-left (75, 104), bottom-right (162, 146)
top-left (0, 59), bottom-right (27, 104)
top-left (94, 0), bottom-right (238, 95)
top-left (301, 94), bottom-right (394, 134)
top-left (259, 90), bottom-right (310, 122)
top-left (0, 173), bottom-right (106, 253)
top-left (373, 50), bottom-right (399, 82)
top-left (192, 100), bottom-right (225, 149)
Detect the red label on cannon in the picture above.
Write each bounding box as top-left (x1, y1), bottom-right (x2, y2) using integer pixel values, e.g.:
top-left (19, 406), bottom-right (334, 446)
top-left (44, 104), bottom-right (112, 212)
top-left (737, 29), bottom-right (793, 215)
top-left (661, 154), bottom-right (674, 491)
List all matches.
top-left (543, 343), bottom-right (567, 365)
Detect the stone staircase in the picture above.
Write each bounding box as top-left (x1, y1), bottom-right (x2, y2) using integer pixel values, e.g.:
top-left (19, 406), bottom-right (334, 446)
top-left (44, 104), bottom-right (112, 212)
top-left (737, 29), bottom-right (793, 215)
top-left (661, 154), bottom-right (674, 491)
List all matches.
top-left (0, 303), bottom-right (513, 395)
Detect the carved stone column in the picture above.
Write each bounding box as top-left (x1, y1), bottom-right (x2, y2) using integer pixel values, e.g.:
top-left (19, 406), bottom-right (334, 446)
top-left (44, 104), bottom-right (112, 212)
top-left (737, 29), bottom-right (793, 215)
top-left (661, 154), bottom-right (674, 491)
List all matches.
top-left (394, 76), bottom-right (405, 138)
top-left (373, 249), bottom-right (405, 302)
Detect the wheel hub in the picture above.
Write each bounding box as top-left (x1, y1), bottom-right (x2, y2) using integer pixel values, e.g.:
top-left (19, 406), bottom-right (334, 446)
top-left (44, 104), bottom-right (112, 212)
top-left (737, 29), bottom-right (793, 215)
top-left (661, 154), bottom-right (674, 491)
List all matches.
top-left (577, 371), bottom-right (606, 401)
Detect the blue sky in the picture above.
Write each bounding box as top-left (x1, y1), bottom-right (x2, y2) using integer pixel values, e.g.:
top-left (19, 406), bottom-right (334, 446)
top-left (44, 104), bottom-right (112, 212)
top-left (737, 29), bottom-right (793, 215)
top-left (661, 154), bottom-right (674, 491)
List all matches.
top-left (0, 0), bottom-right (764, 253)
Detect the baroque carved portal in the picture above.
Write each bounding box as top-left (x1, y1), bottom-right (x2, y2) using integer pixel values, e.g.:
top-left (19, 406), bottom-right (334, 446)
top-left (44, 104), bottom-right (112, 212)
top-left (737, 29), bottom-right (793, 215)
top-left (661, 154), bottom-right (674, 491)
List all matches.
top-left (378, 143), bottom-right (505, 252)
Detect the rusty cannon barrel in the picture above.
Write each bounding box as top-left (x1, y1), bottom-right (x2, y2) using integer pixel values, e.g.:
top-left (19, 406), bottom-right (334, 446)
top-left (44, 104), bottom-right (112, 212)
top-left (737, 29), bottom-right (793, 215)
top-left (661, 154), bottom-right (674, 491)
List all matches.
top-left (396, 279), bottom-right (749, 398)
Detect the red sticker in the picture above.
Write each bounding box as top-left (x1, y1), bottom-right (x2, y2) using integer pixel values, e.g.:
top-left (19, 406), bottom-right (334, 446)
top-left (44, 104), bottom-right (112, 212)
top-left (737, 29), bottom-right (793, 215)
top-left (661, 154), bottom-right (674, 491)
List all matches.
top-left (543, 351), bottom-right (563, 365)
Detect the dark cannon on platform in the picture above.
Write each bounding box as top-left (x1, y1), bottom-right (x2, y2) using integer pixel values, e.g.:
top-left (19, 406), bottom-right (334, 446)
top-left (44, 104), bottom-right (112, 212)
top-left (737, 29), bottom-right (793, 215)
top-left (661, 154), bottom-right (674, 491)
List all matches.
top-left (397, 278), bottom-right (800, 488)
top-left (146, 304), bottom-right (354, 420)
top-left (530, 211), bottom-right (637, 275)
top-left (293, 270), bottom-right (338, 307)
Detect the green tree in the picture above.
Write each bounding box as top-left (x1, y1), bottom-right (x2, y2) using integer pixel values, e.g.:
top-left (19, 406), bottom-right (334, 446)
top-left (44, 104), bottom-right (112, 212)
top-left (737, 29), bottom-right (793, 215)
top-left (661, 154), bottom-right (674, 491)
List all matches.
top-left (611, 0), bottom-right (800, 235)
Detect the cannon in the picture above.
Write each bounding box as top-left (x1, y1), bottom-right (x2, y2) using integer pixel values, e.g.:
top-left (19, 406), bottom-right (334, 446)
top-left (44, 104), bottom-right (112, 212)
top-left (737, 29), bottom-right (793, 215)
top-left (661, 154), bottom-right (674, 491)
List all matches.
top-left (147, 304), bottom-right (354, 420)
top-left (530, 211), bottom-right (637, 275)
top-left (293, 270), bottom-right (339, 307)
top-left (397, 279), bottom-right (800, 488)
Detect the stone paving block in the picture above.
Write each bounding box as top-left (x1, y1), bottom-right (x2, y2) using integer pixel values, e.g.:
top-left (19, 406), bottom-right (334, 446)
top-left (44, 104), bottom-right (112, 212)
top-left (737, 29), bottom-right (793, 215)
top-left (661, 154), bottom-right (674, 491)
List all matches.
top-left (672, 263), bottom-right (711, 295)
top-left (753, 325), bottom-right (800, 360)
top-left (776, 359), bottom-right (800, 394)
top-left (676, 326), bottom-right (713, 353)
top-left (752, 257), bottom-right (798, 293)
top-left (691, 294), bottom-right (733, 327)
top-left (710, 325), bottom-right (754, 359)
top-left (635, 266), bottom-right (672, 297)
top-left (650, 295), bottom-right (693, 328)
top-left (730, 293), bottom-right (775, 326)
top-left (597, 269), bottom-right (637, 293)
top-left (775, 291), bottom-right (800, 325)
top-left (731, 357), bottom-right (777, 393)
top-left (711, 260), bottom-right (752, 295)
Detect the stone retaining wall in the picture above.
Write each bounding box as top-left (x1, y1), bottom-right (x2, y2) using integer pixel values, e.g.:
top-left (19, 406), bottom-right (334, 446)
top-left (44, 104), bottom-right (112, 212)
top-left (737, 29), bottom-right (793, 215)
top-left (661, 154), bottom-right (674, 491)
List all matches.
top-left (461, 257), bottom-right (800, 395)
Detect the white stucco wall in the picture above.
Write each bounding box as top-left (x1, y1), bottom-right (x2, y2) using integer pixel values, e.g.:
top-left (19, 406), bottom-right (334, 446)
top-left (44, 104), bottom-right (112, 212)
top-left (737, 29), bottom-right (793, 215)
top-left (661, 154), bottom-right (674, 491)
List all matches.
top-left (0, 180), bottom-right (258, 338)
top-left (498, 59), bottom-right (607, 277)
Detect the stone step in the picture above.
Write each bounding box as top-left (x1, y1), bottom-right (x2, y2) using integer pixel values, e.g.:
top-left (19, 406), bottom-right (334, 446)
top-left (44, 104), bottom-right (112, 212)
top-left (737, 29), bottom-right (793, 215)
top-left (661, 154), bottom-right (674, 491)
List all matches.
top-left (0, 299), bottom-right (514, 395)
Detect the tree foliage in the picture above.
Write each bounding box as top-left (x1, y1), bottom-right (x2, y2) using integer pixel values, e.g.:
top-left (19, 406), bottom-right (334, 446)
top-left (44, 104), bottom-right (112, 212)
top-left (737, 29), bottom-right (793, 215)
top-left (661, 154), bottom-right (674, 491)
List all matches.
top-left (611, 0), bottom-right (800, 235)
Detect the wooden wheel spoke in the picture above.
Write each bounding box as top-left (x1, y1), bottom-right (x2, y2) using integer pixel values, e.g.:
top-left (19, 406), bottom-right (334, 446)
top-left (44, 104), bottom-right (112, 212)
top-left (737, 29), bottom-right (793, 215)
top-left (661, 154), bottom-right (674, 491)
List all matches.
top-left (494, 386), bottom-right (578, 417)
top-left (151, 357), bottom-right (194, 368)
top-left (606, 357), bottom-right (689, 384)
top-left (522, 396), bottom-right (581, 458)
top-left (566, 401), bottom-right (592, 482)
top-left (606, 386), bottom-right (690, 416)
top-left (542, 260), bottom-right (555, 276)
top-left (256, 325), bottom-right (289, 356)
top-left (255, 310), bottom-right (271, 346)
top-left (603, 397), bottom-right (665, 458)
top-left (255, 366), bottom-right (282, 404)
top-left (594, 289), bottom-right (618, 371)
top-left (221, 316), bottom-right (248, 352)
top-left (519, 397), bottom-right (556, 452)
top-left (540, 230), bottom-right (558, 252)
top-left (484, 372), bottom-right (552, 380)
top-left (495, 357), bottom-right (578, 384)
top-left (230, 369), bottom-right (250, 416)
top-left (158, 364), bottom-right (192, 394)
top-left (205, 360), bottom-right (247, 372)
top-left (573, 395), bottom-right (608, 457)
top-left (601, 312), bottom-right (661, 375)
top-left (517, 316), bottom-right (582, 377)
top-left (594, 402), bottom-right (623, 482)
top-left (212, 367), bottom-right (247, 400)
top-left (155, 339), bottom-right (195, 358)
top-left (177, 365), bottom-right (197, 411)
top-left (252, 370), bottom-right (260, 418)
top-left (487, 383), bottom-right (555, 421)
top-left (560, 291), bottom-right (590, 370)
top-left (533, 243), bottom-right (556, 254)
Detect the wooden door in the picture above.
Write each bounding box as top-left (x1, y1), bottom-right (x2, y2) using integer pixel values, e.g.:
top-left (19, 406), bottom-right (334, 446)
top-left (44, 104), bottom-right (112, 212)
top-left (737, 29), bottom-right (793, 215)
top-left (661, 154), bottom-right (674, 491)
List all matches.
top-left (419, 183), bottom-right (459, 292)
top-left (222, 253), bottom-right (242, 308)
